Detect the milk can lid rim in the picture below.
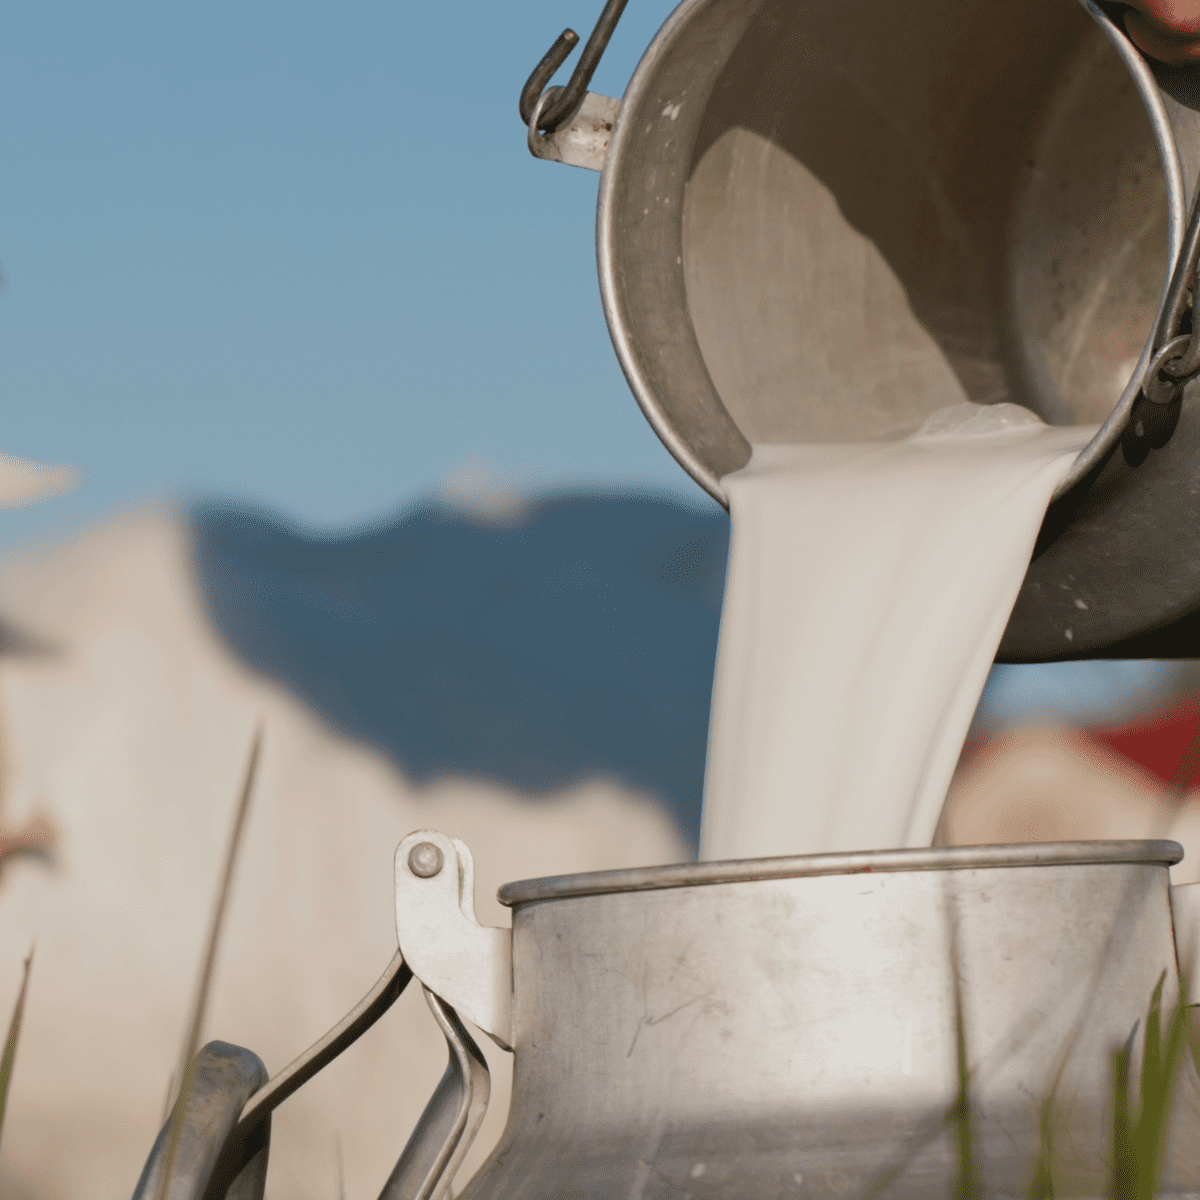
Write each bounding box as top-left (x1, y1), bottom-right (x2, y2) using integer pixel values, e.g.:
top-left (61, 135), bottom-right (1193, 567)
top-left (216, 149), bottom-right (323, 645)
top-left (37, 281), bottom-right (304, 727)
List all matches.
top-left (497, 839), bottom-right (1183, 906)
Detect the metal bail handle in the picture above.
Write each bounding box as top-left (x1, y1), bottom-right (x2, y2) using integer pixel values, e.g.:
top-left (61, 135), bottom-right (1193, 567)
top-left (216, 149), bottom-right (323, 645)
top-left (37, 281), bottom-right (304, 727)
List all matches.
top-left (518, 0), bottom-right (631, 135)
top-left (130, 825), bottom-right (513, 1200)
top-left (130, 1042), bottom-right (271, 1200)
top-left (1145, 180), bottom-right (1200, 404)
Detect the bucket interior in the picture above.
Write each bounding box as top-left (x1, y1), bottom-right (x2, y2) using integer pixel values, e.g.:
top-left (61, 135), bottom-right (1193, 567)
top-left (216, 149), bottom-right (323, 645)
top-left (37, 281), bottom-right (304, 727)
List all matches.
top-left (671, 0), bottom-right (1168, 449)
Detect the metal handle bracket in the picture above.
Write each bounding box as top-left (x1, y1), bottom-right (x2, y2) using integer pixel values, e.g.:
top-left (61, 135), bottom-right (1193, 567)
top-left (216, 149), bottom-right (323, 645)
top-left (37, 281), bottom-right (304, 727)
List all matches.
top-left (395, 831), bottom-right (513, 1050)
top-left (379, 987), bottom-right (491, 1200)
top-left (528, 90), bottom-right (619, 172)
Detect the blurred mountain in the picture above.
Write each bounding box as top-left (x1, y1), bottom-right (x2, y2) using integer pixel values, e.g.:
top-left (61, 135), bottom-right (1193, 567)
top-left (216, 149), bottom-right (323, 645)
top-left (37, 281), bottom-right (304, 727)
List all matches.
top-left (191, 492), bottom-right (730, 846)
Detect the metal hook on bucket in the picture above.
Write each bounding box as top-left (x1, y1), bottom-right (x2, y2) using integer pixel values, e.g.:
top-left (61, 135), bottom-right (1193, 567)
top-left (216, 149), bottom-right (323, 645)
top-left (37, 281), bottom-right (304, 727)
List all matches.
top-left (518, 0), bottom-right (630, 135)
top-left (526, 89), bottom-right (558, 159)
top-left (1144, 185), bottom-right (1200, 404)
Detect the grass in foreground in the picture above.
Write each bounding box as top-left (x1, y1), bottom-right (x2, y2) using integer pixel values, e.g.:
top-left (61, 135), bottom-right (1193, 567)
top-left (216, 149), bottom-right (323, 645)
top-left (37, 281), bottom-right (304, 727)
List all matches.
top-left (1108, 972), bottom-right (1190, 1200)
top-left (154, 724), bottom-right (263, 1200)
top-left (1021, 972), bottom-right (1192, 1200)
top-left (0, 947), bottom-right (32, 1154)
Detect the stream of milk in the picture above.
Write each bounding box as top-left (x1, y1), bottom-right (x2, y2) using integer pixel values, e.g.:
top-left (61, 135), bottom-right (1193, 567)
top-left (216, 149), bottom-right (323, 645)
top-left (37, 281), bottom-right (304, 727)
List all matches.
top-left (699, 401), bottom-right (1096, 861)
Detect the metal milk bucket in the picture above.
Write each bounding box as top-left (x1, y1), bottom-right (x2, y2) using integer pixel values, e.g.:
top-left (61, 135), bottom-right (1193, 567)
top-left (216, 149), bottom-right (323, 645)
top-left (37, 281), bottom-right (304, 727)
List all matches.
top-left (458, 839), bottom-right (1200, 1200)
top-left (524, 0), bottom-right (1200, 660)
top-left (136, 832), bottom-right (1200, 1199)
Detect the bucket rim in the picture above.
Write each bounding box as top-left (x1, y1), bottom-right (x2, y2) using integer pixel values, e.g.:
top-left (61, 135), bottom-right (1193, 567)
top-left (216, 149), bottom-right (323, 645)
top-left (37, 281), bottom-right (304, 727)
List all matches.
top-left (595, 0), bottom-right (1188, 508)
top-left (497, 838), bottom-right (1183, 905)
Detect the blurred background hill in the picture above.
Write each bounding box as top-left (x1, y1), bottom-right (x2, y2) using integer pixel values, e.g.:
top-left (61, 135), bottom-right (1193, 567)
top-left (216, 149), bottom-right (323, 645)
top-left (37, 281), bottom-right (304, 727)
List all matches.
top-left (194, 490), bottom-right (727, 847)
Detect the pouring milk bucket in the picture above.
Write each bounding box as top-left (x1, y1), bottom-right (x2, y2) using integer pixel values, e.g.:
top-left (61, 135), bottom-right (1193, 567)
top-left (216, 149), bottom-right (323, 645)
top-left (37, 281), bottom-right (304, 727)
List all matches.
top-left (133, 3), bottom-right (1200, 1198)
top-left (529, 0), bottom-right (1200, 662)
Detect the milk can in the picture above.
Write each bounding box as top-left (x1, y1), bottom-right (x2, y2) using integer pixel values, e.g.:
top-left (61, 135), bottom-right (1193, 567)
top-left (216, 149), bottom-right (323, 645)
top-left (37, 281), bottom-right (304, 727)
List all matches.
top-left (136, 832), bottom-right (1200, 1199)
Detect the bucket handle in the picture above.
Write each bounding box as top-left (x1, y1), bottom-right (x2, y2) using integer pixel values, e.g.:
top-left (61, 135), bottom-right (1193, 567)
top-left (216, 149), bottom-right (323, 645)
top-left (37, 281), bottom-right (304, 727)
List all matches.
top-left (131, 952), bottom-right (410, 1199)
top-left (130, 1041), bottom-right (271, 1200)
top-left (130, 948), bottom-right (491, 1200)
top-left (378, 987), bottom-right (491, 1200)
top-left (132, 830), bottom-right (508, 1200)
top-left (518, 0), bottom-right (629, 134)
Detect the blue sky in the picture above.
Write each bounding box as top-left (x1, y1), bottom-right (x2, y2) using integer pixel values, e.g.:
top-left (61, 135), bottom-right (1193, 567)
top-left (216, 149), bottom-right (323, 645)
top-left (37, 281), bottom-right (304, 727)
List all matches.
top-left (1, 0), bottom-right (706, 548)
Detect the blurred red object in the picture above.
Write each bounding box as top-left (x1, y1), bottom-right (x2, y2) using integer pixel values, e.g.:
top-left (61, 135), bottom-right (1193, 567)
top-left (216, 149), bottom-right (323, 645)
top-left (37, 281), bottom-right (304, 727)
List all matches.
top-left (1089, 700), bottom-right (1200, 789)
top-left (942, 700), bottom-right (1200, 880)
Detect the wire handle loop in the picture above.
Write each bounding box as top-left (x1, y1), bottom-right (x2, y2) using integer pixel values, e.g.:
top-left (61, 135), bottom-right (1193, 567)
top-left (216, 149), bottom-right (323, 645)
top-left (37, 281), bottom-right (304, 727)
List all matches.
top-left (1144, 182), bottom-right (1200, 404)
top-left (519, 0), bottom-right (630, 135)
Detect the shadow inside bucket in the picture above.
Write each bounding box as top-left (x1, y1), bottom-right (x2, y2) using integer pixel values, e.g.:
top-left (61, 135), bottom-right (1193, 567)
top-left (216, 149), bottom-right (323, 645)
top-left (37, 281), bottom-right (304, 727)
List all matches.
top-left (684, 0), bottom-right (1166, 435)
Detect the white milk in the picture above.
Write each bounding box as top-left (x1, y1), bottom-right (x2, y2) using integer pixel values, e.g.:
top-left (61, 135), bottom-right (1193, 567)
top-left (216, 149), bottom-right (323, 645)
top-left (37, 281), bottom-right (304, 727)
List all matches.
top-left (700, 402), bottom-right (1095, 861)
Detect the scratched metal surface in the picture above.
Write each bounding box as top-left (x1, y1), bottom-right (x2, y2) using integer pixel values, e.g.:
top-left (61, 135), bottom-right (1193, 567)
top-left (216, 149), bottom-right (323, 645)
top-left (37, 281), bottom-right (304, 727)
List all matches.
top-left (461, 848), bottom-right (1199, 1199)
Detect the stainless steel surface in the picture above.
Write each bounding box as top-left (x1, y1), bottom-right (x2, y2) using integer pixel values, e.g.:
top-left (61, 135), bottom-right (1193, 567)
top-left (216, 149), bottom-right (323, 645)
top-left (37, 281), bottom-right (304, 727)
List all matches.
top-left (598, 0), bottom-right (1183, 506)
top-left (380, 988), bottom-right (490, 1200)
top-left (528, 90), bottom-right (618, 172)
top-left (131, 1042), bottom-right (269, 1200)
top-left (497, 838), bottom-right (1186, 905)
top-left (233, 951), bottom-right (411, 1135)
top-left (1172, 882), bottom-right (1200, 1001)
top-left (1171, 882), bottom-right (1200, 1080)
top-left (455, 839), bottom-right (1200, 1200)
top-left (394, 830), bottom-right (512, 1048)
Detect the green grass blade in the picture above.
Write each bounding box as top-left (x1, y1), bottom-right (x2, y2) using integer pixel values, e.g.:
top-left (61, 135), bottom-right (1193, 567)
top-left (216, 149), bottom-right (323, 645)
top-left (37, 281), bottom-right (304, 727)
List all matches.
top-left (0, 947), bottom-right (33, 1152)
top-left (1109, 975), bottom-right (1191, 1200)
top-left (1135, 978), bottom-right (1188, 1200)
top-left (1134, 974), bottom-right (1167, 1200)
top-left (1026, 1095), bottom-right (1056, 1200)
top-left (155, 724), bottom-right (263, 1200)
top-left (1112, 1026), bottom-right (1136, 1200)
top-left (1142, 974), bottom-right (1164, 1102)
top-left (951, 975), bottom-right (977, 1200)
